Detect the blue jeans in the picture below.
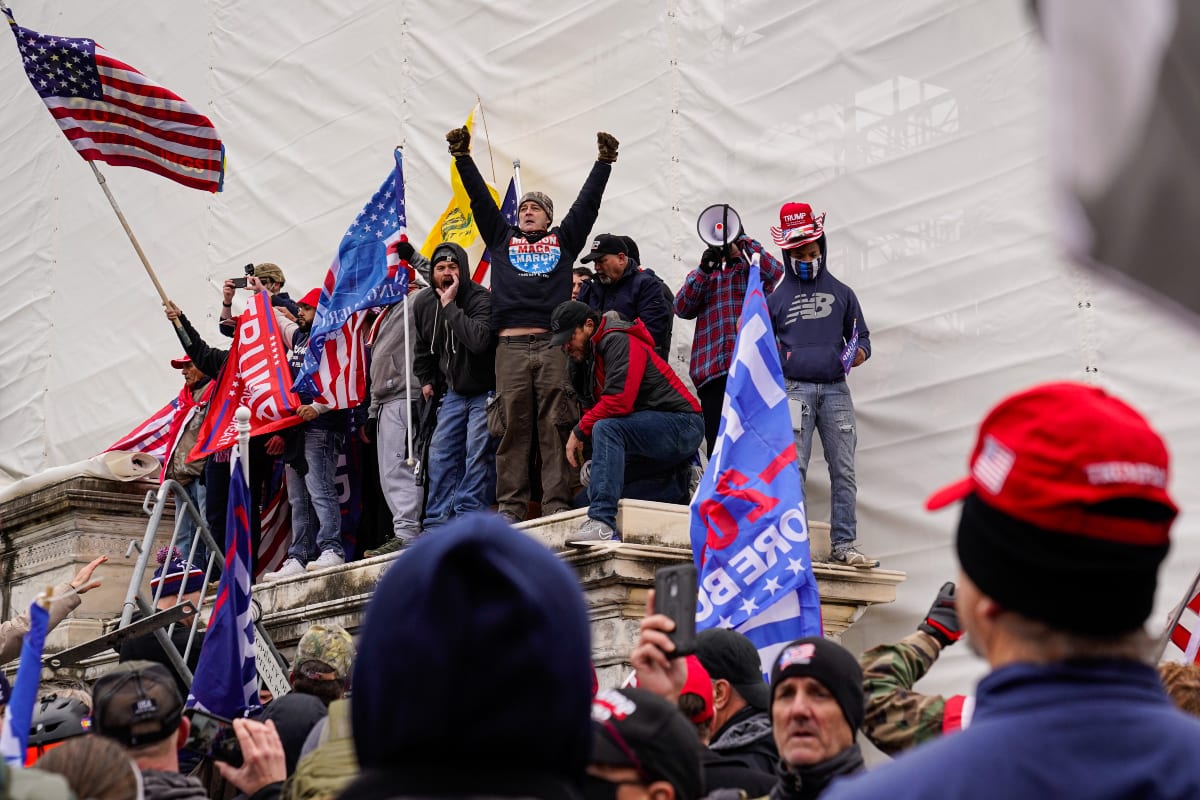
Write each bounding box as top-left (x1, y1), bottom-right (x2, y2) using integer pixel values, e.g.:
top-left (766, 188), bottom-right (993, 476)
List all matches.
top-left (174, 480), bottom-right (207, 565)
top-left (786, 379), bottom-right (858, 550)
top-left (423, 390), bottom-right (497, 528)
top-left (286, 428), bottom-right (345, 562)
top-left (588, 411), bottom-right (705, 528)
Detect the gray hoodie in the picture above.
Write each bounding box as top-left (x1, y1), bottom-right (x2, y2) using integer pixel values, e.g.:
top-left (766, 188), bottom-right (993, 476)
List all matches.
top-left (368, 293), bottom-right (423, 415)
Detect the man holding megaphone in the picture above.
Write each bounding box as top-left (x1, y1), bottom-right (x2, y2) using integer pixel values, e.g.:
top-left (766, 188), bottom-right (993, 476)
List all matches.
top-left (674, 204), bottom-right (785, 457)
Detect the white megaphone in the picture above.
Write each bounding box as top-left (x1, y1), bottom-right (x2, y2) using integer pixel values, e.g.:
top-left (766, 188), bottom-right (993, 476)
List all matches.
top-left (696, 204), bottom-right (743, 247)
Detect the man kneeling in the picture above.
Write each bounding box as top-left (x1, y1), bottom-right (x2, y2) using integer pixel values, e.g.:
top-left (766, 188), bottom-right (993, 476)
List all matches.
top-left (552, 301), bottom-right (704, 544)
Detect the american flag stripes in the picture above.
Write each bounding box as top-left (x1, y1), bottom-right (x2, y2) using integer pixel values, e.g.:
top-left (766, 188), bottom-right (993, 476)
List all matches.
top-left (293, 148), bottom-right (409, 405)
top-left (106, 395), bottom-right (185, 465)
top-left (106, 382), bottom-right (211, 478)
top-left (5, 11), bottom-right (225, 192)
top-left (255, 460), bottom-right (291, 581)
top-left (972, 435), bottom-right (1017, 496)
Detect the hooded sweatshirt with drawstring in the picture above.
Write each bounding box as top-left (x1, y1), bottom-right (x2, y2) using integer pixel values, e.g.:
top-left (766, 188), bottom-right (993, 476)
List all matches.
top-left (412, 242), bottom-right (496, 397)
top-left (765, 232), bottom-right (870, 383)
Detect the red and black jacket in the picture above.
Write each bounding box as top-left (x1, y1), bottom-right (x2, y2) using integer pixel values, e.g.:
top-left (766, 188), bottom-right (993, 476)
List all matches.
top-left (573, 313), bottom-right (701, 439)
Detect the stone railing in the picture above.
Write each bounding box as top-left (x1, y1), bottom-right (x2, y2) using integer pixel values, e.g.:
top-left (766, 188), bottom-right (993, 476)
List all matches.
top-left (0, 478), bottom-right (904, 688)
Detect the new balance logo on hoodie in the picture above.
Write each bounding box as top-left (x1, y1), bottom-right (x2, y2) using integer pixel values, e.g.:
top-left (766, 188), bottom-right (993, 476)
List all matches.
top-left (784, 292), bottom-right (835, 323)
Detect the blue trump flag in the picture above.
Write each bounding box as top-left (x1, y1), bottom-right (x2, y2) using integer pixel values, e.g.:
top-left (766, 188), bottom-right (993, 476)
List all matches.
top-left (689, 257), bottom-right (823, 672)
top-left (0, 597), bottom-right (49, 765)
top-left (293, 149), bottom-right (410, 397)
top-left (188, 442), bottom-right (257, 716)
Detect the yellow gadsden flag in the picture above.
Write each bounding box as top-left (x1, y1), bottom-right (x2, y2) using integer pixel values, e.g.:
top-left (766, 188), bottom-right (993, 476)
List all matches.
top-left (421, 104), bottom-right (500, 257)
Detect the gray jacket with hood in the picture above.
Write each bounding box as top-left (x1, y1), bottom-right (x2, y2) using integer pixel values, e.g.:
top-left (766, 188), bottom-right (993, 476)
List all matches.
top-left (368, 292), bottom-right (423, 416)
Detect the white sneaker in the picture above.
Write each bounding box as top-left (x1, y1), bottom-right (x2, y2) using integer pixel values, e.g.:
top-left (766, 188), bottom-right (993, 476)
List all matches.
top-left (262, 558), bottom-right (305, 582)
top-left (305, 549), bottom-right (346, 572)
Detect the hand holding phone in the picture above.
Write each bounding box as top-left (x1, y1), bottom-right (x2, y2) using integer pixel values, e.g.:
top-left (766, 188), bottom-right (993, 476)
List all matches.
top-left (653, 563), bottom-right (698, 657)
top-left (183, 708), bottom-right (244, 767)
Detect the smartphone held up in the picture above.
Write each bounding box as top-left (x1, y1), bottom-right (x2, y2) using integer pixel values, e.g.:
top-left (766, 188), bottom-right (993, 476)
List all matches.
top-left (654, 563), bottom-right (698, 657)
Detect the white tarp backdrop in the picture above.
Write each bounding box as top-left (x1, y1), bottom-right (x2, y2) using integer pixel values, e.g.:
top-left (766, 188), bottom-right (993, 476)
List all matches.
top-left (3, 1), bottom-right (1198, 697)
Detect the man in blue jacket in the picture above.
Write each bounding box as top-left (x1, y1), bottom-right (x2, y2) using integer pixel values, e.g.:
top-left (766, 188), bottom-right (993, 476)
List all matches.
top-left (826, 382), bottom-right (1200, 800)
top-left (577, 233), bottom-right (672, 359)
top-left (767, 202), bottom-right (875, 568)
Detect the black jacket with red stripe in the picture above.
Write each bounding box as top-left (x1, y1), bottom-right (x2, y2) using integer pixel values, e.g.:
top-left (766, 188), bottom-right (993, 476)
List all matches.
top-left (572, 312), bottom-right (701, 439)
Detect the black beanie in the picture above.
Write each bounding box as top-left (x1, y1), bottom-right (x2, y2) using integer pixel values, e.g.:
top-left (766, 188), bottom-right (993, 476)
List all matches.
top-left (957, 494), bottom-right (1169, 635)
top-left (350, 513), bottom-right (594, 778)
top-left (770, 637), bottom-right (864, 733)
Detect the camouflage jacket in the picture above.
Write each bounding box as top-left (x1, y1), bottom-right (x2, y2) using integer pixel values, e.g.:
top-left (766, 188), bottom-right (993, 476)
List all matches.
top-left (859, 631), bottom-right (946, 755)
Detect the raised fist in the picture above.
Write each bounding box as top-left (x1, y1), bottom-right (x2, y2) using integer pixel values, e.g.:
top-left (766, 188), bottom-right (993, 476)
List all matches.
top-left (446, 126), bottom-right (471, 157)
top-left (597, 131), bottom-right (619, 163)
top-left (917, 581), bottom-right (963, 648)
top-left (396, 239), bottom-right (415, 263)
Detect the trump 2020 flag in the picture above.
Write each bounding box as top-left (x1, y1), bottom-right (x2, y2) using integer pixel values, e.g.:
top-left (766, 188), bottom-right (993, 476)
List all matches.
top-left (5, 10), bottom-right (225, 192)
top-left (188, 442), bottom-right (256, 716)
top-left (690, 257), bottom-right (823, 673)
top-left (293, 149), bottom-right (410, 403)
top-left (0, 597), bottom-right (49, 766)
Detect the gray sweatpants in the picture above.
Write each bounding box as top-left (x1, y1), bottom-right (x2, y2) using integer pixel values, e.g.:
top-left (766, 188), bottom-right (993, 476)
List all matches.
top-left (376, 396), bottom-right (422, 539)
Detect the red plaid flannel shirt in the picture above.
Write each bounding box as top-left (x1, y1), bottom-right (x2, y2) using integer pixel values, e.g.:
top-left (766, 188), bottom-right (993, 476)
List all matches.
top-left (673, 236), bottom-right (784, 388)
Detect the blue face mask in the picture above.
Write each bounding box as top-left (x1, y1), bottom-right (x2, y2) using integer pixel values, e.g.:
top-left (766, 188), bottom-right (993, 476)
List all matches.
top-left (789, 253), bottom-right (823, 280)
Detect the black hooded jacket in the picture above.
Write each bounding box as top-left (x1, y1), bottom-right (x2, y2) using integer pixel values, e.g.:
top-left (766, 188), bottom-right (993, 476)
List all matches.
top-left (413, 242), bottom-right (496, 397)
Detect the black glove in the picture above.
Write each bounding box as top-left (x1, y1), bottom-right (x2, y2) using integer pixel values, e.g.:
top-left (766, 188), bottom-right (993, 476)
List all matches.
top-left (446, 126), bottom-right (470, 157)
top-left (918, 581), bottom-right (963, 648)
top-left (699, 245), bottom-right (724, 274)
top-left (396, 240), bottom-right (415, 263)
top-left (597, 131), bottom-right (619, 163)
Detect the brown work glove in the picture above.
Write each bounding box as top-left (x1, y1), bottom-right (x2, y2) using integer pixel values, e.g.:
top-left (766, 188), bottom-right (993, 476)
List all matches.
top-left (446, 126), bottom-right (471, 157)
top-left (597, 131), bottom-right (619, 163)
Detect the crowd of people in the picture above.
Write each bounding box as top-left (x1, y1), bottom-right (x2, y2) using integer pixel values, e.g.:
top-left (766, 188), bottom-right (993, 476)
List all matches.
top-left (153, 126), bottom-right (879, 575)
top-left (9, 379), bottom-right (1200, 798)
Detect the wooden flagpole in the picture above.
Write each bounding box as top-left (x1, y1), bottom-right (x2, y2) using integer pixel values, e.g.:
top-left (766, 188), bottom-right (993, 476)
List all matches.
top-left (88, 162), bottom-right (191, 346)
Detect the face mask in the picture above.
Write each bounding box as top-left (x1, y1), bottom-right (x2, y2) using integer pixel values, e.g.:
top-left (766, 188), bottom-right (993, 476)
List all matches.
top-left (789, 252), bottom-right (823, 280)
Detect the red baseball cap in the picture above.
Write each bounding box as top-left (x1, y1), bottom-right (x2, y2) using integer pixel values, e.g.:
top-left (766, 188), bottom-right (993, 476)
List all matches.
top-left (926, 382), bottom-right (1177, 546)
top-left (169, 355), bottom-right (192, 369)
top-left (771, 202), bottom-right (826, 250)
top-left (626, 654), bottom-right (713, 725)
top-left (680, 655), bottom-right (714, 724)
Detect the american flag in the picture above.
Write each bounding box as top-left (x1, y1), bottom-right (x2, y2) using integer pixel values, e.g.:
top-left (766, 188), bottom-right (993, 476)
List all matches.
top-left (972, 435), bottom-right (1016, 496)
top-left (472, 177), bottom-right (519, 288)
top-left (188, 442), bottom-right (257, 717)
top-left (255, 460), bottom-right (291, 581)
top-left (293, 148), bottom-right (410, 405)
top-left (1166, 585), bottom-right (1200, 664)
top-left (106, 382), bottom-right (211, 477)
top-left (5, 11), bottom-right (224, 192)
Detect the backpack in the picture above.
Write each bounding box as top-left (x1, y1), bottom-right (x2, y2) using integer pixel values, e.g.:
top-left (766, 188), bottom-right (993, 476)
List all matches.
top-left (286, 698), bottom-right (358, 800)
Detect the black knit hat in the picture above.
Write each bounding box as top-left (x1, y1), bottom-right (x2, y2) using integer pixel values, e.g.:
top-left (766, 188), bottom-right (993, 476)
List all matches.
top-left (770, 638), bottom-right (864, 733)
top-left (350, 513), bottom-right (594, 778)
